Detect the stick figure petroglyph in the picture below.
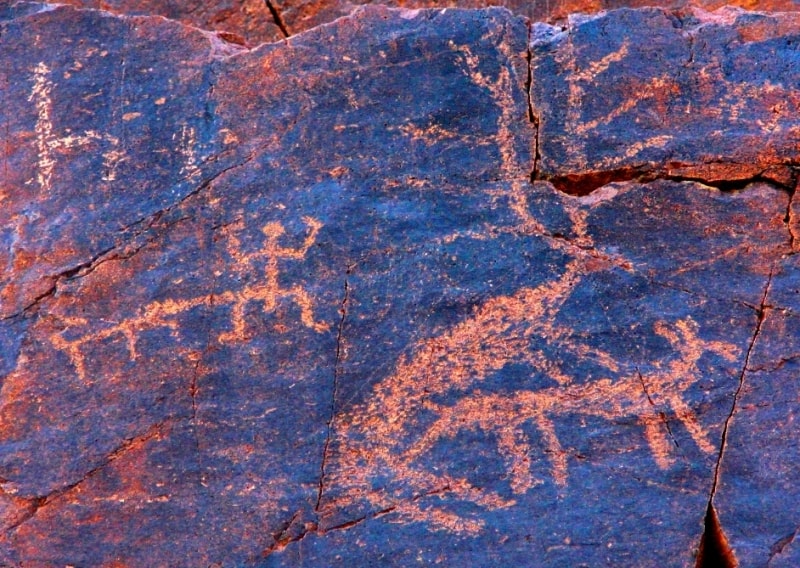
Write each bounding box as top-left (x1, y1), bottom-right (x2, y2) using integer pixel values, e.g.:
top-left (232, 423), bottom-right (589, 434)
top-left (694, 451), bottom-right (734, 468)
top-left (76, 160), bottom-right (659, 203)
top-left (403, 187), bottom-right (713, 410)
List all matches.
top-left (218, 215), bottom-right (329, 342)
top-left (50, 217), bottom-right (328, 381)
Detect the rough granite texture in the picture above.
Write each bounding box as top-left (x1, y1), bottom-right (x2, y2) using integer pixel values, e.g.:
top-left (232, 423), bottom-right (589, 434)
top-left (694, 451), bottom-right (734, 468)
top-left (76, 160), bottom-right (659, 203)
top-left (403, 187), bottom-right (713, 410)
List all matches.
top-left (0, 2), bottom-right (799, 567)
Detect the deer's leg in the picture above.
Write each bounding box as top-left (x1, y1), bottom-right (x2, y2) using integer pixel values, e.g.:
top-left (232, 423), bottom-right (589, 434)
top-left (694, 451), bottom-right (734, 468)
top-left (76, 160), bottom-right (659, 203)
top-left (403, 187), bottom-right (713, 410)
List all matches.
top-left (497, 426), bottom-right (541, 493)
top-left (670, 396), bottom-right (715, 455)
top-left (640, 413), bottom-right (675, 469)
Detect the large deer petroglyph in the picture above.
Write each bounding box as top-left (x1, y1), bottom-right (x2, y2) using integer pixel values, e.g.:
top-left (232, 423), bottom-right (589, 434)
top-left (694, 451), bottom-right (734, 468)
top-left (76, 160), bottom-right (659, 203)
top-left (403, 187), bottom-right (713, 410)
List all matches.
top-left (329, 258), bottom-right (739, 534)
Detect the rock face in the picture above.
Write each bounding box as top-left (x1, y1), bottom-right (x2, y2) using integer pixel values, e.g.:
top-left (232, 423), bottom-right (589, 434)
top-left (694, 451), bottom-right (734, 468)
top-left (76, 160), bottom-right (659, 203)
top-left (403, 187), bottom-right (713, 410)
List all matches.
top-left (530, 7), bottom-right (800, 194)
top-left (37, 0), bottom-right (800, 45)
top-left (0, 3), bottom-right (798, 567)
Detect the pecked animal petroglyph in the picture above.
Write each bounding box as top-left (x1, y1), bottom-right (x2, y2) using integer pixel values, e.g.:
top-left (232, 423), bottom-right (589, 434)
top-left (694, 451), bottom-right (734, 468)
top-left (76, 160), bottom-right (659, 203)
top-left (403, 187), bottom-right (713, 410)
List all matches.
top-left (329, 257), bottom-right (740, 534)
top-left (405, 317), bottom-right (739, 490)
top-left (50, 217), bottom-right (329, 381)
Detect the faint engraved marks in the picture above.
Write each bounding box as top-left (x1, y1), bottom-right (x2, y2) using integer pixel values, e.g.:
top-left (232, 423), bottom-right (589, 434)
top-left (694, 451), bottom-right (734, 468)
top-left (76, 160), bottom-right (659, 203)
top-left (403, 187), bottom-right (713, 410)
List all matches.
top-left (175, 124), bottom-right (199, 179)
top-left (50, 217), bottom-right (328, 381)
top-left (28, 63), bottom-right (122, 191)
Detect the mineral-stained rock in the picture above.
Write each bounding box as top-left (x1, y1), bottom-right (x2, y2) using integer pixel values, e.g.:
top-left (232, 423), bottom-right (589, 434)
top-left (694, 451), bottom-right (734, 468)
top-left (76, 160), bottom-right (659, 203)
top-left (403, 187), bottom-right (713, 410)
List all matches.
top-left (265, 0), bottom-right (800, 47)
top-left (51, 0), bottom-right (285, 45)
top-left (28, 0), bottom-right (800, 47)
top-left (0, 3), bottom-right (798, 567)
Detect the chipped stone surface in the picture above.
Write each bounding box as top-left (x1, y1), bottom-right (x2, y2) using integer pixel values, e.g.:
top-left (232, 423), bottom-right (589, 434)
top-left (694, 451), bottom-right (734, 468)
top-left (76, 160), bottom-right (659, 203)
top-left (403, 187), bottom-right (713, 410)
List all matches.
top-left (0, 3), bottom-right (798, 567)
top-left (54, 0), bottom-right (285, 45)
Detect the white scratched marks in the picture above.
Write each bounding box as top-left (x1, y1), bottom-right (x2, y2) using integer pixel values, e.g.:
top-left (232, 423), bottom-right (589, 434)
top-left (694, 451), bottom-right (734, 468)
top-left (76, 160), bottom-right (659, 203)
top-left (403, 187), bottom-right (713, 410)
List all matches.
top-left (28, 62), bottom-right (123, 191)
top-left (175, 124), bottom-right (199, 178)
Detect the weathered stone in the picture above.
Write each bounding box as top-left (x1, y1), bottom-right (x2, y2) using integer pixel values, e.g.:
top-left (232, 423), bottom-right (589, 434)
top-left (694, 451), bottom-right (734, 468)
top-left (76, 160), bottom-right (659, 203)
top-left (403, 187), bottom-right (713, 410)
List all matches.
top-left (54, 0), bottom-right (285, 45)
top-left (710, 253), bottom-right (800, 567)
top-left (0, 3), bottom-right (798, 567)
top-left (268, 0), bottom-right (800, 48)
top-left (0, 3), bottom-right (244, 320)
top-left (26, 0), bottom-right (800, 47)
top-left (530, 7), bottom-right (800, 193)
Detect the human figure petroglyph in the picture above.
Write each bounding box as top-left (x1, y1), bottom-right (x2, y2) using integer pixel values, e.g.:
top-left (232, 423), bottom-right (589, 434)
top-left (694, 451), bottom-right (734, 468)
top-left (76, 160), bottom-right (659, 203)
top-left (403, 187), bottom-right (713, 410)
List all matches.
top-left (29, 62), bottom-right (122, 191)
top-left (51, 217), bottom-right (328, 381)
top-left (218, 215), bottom-right (329, 342)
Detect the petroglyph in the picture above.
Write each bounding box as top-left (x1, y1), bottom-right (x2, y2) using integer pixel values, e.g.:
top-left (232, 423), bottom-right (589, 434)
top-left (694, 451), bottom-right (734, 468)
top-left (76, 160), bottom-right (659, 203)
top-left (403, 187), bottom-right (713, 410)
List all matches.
top-left (176, 124), bottom-right (199, 178)
top-left (450, 41), bottom-right (545, 235)
top-left (28, 62), bottom-right (122, 191)
top-left (405, 318), bottom-right (738, 489)
top-left (218, 215), bottom-right (330, 342)
top-left (50, 217), bottom-right (328, 381)
top-left (331, 219), bottom-right (739, 535)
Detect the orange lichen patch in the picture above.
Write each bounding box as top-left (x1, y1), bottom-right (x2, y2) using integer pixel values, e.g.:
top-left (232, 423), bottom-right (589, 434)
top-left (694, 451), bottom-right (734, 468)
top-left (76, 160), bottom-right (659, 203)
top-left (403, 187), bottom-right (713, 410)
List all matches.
top-left (49, 217), bottom-right (329, 381)
top-left (0, 490), bottom-right (42, 532)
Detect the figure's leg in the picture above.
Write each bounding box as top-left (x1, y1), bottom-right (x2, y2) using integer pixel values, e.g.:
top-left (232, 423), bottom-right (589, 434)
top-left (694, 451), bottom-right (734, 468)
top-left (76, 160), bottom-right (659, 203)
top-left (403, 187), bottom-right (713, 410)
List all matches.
top-left (219, 296), bottom-right (247, 343)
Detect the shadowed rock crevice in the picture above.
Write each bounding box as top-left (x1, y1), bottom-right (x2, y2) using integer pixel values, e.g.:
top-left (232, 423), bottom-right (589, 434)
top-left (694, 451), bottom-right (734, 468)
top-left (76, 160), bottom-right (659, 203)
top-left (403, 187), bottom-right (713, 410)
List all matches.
top-left (316, 266), bottom-right (352, 513)
top-left (542, 163), bottom-right (798, 197)
top-left (696, 269), bottom-right (773, 567)
top-left (264, 0), bottom-right (290, 37)
top-left (710, 267), bottom-right (773, 491)
top-left (696, 504), bottom-right (737, 568)
top-left (786, 178), bottom-right (800, 251)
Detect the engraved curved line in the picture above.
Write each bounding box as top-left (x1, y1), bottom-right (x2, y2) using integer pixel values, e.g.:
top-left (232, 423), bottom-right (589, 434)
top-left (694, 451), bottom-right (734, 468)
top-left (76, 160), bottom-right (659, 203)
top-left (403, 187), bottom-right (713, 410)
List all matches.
top-left (401, 317), bottom-right (738, 491)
